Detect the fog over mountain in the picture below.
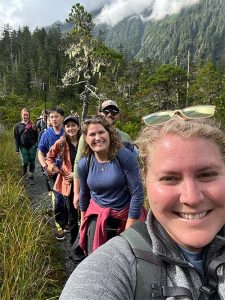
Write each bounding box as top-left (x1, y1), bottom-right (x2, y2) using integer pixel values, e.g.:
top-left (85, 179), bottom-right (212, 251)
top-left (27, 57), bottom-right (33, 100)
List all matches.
top-left (94, 0), bottom-right (201, 26)
top-left (0, 0), bottom-right (202, 31)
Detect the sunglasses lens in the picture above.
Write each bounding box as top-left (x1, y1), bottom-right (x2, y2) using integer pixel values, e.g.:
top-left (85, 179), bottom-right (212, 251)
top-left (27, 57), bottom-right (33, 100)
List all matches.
top-left (111, 110), bottom-right (119, 116)
top-left (143, 105), bottom-right (216, 126)
top-left (102, 109), bottom-right (119, 116)
top-left (183, 105), bottom-right (216, 118)
top-left (102, 109), bottom-right (110, 115)
top-left (143, 111), bottom-right (173, 125)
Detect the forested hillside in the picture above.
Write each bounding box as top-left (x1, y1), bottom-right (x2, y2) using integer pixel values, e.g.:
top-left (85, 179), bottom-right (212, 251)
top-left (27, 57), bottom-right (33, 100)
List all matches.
top-left (94, 0), bottom-right (225, 64)
top-left (1, 2), bottom-right (225, 132)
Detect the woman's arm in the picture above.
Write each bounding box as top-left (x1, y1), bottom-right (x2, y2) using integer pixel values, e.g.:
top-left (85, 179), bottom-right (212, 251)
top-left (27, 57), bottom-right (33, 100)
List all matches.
top-left (73, 177), bottom-right (80, 209)
top-left (77, 157), bottom-right (91, 212)
top-left (118, 149), bottom-right (144, 221)
top-left (125, 218), bottom-right (138, 230)
top-left (73, 136), bottom-right (84, 208)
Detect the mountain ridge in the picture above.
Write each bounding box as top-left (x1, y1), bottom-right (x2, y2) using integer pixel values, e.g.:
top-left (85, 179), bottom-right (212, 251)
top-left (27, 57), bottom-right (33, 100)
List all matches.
top-left (59, 0), bottom-right (225, 64)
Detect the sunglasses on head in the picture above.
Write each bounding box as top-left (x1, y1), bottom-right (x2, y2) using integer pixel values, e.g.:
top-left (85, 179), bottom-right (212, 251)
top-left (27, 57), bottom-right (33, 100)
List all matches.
top-left (142, 105), bottom-right (216, 126)
top-left (101, 108), bottom-right (119, 116)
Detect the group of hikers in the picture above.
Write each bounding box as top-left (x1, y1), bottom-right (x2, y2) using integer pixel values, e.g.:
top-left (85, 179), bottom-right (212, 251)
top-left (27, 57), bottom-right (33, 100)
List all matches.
top-left (14, 102), bottom-right (225, 299)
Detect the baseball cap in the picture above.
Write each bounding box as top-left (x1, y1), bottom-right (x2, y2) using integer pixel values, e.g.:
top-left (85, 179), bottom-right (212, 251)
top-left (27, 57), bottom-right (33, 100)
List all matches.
top-left (101, 100), bottom-right (119, 110)
top-left (63, 115), bottom-right (79, 126)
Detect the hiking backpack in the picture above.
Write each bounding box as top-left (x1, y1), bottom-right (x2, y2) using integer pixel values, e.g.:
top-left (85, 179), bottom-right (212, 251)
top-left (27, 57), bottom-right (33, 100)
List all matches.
top-left (121, 221), bottom-right (224, 300)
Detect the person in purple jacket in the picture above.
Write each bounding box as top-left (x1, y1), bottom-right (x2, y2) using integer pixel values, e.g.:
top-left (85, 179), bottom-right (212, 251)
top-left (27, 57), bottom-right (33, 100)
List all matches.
top-left (77, 115), bottom-right (145, 255)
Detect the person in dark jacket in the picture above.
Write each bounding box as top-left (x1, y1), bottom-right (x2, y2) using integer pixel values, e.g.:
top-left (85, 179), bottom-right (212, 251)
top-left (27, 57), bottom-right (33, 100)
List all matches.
top-left (14, 108), bottom-right (38, 179)
top-left (59, 105), bottom-right (225, 300)
top-left (36, 109), bottom-right (49, 143)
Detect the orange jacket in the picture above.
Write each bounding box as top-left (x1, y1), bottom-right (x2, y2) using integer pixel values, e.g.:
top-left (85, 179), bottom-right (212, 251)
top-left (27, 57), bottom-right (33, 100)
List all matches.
top-left (46, 137), bottom-right (73, 196)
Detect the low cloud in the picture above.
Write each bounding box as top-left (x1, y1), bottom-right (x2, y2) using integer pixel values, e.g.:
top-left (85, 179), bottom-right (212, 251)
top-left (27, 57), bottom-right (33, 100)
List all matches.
top-left (94, 0), bottom-right (201, 26)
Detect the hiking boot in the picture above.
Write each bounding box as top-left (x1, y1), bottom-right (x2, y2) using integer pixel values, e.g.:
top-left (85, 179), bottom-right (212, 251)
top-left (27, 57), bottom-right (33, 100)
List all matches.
top-left (56, 229), bottom-right (65, 240)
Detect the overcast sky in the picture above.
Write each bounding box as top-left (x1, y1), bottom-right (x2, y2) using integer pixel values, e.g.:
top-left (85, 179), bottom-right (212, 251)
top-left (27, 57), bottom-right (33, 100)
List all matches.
top-left (0, 0), bottom-right (105, 31)
top-left (0, 0), bottom-right (200, 31)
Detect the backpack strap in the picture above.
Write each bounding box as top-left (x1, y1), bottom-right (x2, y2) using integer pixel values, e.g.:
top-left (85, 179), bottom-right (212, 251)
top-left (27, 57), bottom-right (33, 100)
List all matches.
top-left (121, 222), bottom-right (193, 300)
top-left (199, 253), bottom-right (225, 299)
top-left (44, 129), bottom-right (51, 151)
top-left (84, 154), bottom-right (93, 177)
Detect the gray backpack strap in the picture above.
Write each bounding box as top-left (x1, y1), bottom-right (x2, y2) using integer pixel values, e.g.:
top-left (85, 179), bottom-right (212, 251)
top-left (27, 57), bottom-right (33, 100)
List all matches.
top-left (199, 253), bottom-right (225, 299)
top-left (121, 222), bottom-right (165, 300)
top-left (121, 222), bottom-right (193, 300)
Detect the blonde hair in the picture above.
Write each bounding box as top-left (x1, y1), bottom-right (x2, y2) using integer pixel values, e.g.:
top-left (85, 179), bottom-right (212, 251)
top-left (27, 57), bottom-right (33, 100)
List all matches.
top-left (82, 115), bottom-right (123, 160)
top-left (136, 118), bottom-right (225, 175)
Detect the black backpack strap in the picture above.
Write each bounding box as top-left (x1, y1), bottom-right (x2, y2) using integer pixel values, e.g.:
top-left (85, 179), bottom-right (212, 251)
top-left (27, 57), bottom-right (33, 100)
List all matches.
top-left (199, 254), bottom-right (225, 299)
top-left (84, 154), bottom-right (93, 177)
top-left (121, 222), bottom-right (193, 300)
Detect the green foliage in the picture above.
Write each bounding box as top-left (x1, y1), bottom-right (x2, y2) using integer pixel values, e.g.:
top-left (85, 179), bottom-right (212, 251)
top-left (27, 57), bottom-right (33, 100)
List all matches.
top-left (67, 3), bottom-right (94, 35)
top-left (0, 131), bottom-right (65, 299)
top-left (63, 3), bottom-right (123, 119)
top-left (1, 2), bottom-right (225, 129)
top-left (98, 0), bottom-right (225, 65)
top-left (116, 120), bottom-right (142, 140)
top-left (189, 61), bottom-right (222, 105)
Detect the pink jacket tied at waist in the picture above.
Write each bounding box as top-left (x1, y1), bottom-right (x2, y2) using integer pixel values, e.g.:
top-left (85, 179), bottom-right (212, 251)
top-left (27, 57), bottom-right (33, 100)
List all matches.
top-left (79, 199), bottom-right (147, 254)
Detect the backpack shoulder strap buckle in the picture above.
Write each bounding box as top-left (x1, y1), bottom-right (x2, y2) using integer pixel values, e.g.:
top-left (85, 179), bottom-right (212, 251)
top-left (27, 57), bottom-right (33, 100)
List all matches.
top-left (151, 284), bottom-right (164, 298)
top-left (152, 284), bottom-right (193, 299)
top-left (200, 285), bottom-right (216, 297)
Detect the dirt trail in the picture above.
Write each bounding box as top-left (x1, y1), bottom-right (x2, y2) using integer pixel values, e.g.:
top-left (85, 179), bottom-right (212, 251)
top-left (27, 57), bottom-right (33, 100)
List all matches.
top-left (25, 158), bottom-right (76, 280)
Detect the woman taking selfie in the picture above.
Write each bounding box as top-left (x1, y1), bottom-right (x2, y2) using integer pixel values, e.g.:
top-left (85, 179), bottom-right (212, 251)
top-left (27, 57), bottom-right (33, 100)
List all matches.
top-left (77, 115), bottom-right (145, 255)
top-left (60, 105), bottom-right (225, 300)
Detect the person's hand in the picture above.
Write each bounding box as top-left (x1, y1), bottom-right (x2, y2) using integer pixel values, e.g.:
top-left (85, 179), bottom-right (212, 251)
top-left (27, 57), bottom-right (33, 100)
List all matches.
top-left (125, 218), bottom-right (137, 230)
top-left (73, 192), bottom-right (80, 209)
top-left (80, 211), bottom-right (86, 225)
top-left (64, 172), bottom-right (73, 183)
top-left (44, 165), bottom-right (57, 176)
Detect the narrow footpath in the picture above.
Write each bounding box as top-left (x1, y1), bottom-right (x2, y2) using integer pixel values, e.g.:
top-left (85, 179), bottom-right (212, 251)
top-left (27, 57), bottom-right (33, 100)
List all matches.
top-left (24, 158), bottom-right (76, 280)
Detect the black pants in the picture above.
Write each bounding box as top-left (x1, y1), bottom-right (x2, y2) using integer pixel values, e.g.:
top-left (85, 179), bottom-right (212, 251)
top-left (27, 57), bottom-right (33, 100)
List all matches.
top-left (86, 215), bottom-right (120, 255)
top-left (54, 190), bottom-right (79, 244)
top-left (66, 192), bottom-right (79, 244)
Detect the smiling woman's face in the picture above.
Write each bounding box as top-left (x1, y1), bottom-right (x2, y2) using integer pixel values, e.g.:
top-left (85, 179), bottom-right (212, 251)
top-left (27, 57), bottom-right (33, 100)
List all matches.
top-left (146, 134), bottom-right (225, 251)
top-left (22, 111), bottom-right (29, 122)
top-left (85, 123), bottom-right (110, 155)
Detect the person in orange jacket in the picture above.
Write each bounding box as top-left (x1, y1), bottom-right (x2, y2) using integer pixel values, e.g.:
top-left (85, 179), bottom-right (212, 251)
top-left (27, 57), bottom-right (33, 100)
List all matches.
top-left (46, 115), bottom-right (81, 242)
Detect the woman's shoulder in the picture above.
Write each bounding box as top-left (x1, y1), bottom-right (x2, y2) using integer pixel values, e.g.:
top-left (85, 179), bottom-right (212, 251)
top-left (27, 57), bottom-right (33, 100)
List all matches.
top-left (78, 155), bottom-right (89, 168)
top-left (14, 122), bottom-right (23, 128)
top-left (60, 236), bottom-right (136, 299)
top-left (117, 147), bottom-right (137, 162)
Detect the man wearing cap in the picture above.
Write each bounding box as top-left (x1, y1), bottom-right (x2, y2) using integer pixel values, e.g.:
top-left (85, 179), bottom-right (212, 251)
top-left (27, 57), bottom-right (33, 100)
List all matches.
top-left (73, 100), bottom-right (134, 210)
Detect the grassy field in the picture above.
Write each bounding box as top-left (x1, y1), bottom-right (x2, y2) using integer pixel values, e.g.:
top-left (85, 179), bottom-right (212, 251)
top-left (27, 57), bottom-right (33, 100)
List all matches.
top-left (0, 130), bottom-right (65, 300)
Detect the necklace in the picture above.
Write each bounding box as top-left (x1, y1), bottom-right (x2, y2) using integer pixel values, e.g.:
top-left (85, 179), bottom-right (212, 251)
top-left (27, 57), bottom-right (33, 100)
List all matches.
top-left (98, 161), bottom-right (108, 172)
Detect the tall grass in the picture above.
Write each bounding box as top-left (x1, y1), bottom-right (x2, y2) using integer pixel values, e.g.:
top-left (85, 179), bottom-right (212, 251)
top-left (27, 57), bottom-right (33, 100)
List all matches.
top-left (0, 130), bottom-right (65, 299)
